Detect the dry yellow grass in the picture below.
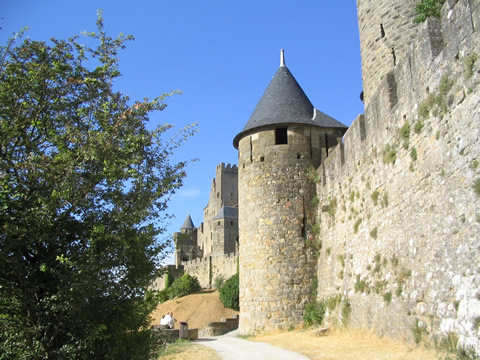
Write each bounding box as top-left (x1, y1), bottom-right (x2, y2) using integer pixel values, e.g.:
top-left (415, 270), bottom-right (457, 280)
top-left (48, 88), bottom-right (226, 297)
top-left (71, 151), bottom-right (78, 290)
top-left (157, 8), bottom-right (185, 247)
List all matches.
top-left (157, 342), bottom-right (220, 360)
top-left (252, 328), bottom-right (442, 360)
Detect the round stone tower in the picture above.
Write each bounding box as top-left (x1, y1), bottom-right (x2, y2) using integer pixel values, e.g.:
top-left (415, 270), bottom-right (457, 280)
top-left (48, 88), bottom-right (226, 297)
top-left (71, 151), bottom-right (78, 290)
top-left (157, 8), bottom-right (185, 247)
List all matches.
top-left (233, 51), bottom-right (347, 334)
top-left (356, 0), bottom-right (420, 106)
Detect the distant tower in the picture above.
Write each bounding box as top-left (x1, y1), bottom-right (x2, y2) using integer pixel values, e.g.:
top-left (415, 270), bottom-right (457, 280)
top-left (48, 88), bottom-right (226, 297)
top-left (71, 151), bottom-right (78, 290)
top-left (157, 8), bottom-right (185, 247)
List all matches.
top-left (233, 50), bottom-right (347, 334)
top-left (174, 214), bottom-right (200, 266)
top-left (356, 0), bottom-right (420, 106)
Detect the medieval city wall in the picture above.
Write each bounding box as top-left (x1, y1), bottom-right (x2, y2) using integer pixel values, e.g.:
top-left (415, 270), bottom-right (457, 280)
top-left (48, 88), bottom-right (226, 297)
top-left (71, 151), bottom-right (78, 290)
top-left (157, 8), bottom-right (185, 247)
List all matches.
top-left (315, 0), bottom-right (480, 351)
top-left (182, 252), bottom-right (238, 289)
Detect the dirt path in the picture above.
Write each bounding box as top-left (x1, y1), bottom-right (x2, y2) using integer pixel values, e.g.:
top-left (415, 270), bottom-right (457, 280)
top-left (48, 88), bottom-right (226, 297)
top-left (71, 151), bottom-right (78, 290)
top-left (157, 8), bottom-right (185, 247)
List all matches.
top-left (196, 330), bottom-right (309, 360)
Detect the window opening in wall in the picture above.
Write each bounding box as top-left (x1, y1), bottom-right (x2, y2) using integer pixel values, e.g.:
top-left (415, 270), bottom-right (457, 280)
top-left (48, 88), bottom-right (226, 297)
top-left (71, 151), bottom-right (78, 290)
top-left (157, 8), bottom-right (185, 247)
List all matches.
top-left (230, 221), bottom-right (233, 226)
top-left (260, 156), bottom-right (265, 162)
top-left (391, 47), bottom-right (396, 66)
top-left (380, 23), bottom-right (385, 38)
top-left (297, 154), bottom-right (302, 160)
top-left (275, 127), bottom-right (288, 145)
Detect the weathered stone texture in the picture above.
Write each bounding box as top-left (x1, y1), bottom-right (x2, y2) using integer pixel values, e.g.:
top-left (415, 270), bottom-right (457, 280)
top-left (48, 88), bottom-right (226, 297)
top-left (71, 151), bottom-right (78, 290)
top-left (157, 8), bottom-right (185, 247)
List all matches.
top-left (317, 0), bottom-right (480, 352)
top-left (357, 0), bottom-right (421, 106)
top-left (238, 126), bottom-right (323, 334)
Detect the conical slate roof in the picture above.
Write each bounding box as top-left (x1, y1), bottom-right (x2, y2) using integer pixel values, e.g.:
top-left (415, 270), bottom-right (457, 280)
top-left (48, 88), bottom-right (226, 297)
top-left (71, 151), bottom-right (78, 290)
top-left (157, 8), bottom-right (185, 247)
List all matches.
top-left (180, 214), bottom-right (195, 230)
top-left (233, 51), bottom-right (347, 148)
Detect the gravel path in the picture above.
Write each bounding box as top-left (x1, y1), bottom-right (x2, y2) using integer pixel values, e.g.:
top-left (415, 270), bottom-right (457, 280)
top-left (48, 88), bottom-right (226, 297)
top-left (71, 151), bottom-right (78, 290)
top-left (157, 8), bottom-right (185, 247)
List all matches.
top-left (196, 330), bottom-right (309, 360)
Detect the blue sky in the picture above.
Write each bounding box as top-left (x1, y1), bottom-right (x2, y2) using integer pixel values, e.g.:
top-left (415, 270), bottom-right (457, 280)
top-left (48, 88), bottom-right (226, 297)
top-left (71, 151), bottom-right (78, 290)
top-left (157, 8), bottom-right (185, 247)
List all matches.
top-left (1, 1), bottom-right (364, 264)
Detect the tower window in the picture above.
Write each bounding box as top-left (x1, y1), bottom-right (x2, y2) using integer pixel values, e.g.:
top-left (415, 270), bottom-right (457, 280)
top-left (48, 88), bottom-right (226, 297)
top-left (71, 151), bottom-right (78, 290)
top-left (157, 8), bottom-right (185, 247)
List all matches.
top-left (275, 127), bottom-right (288, 145)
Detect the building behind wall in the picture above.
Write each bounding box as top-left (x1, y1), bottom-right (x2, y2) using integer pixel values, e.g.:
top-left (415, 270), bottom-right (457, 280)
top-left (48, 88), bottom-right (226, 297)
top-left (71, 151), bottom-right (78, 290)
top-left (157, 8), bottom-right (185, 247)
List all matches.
top-left (173, 163), bottom-right (239, 288)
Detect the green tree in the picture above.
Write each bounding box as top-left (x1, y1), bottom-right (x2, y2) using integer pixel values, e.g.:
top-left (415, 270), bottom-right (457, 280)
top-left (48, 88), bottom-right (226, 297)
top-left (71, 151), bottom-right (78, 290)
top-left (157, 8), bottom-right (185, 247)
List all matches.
top-left (0, 12), bottom-right (196, 360)
top-left (219, 273), bottom-right (239, 311)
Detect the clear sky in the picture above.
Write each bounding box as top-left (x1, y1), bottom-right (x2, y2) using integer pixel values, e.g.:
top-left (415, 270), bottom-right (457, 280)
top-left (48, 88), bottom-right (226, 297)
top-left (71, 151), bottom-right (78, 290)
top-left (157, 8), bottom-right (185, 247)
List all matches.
top-left (1, 1), bottom-right (364, 264)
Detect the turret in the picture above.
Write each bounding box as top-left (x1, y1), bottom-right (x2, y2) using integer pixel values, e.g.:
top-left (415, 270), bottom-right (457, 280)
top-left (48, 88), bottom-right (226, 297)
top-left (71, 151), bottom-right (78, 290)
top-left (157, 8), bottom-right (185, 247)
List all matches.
top-left (234, 51), bottom-right (347, 334)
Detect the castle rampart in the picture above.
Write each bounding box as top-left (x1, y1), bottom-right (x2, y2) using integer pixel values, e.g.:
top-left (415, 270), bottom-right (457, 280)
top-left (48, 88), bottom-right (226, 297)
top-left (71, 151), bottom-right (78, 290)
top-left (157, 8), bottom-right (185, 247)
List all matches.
top-left (182, 252), bottom-right (238, 288)
top-left (315, 0), bottom-right (479, 351)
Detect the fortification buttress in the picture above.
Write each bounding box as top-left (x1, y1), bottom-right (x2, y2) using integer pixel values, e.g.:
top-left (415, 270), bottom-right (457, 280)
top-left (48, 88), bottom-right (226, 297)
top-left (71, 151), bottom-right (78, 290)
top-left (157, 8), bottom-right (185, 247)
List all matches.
top-left (357, 0), bottom-right (420, 106)
top-left (234, 51), bottom-right (347, 334)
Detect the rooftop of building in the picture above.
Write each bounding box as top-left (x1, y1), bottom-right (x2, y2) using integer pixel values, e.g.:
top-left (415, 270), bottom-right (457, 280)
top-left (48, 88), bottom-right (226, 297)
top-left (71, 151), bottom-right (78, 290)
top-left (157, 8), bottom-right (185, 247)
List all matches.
top-left (233, 50), bottom-right (347, 148)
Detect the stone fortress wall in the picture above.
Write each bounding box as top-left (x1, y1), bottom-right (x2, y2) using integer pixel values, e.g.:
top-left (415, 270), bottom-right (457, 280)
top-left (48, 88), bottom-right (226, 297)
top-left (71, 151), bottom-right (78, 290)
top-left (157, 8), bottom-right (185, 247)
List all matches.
top-left (182, 252), bottom-right (238, 289)
top-left (314, 0), bottom-right (480, 351)
top-left (176, 163), bottom-right (239, 289)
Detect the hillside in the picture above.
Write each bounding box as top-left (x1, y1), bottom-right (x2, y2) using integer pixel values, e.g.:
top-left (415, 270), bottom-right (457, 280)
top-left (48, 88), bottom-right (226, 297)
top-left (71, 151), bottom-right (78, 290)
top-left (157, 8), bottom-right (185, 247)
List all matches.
top-left (150, 290), bottom-right (239, 330)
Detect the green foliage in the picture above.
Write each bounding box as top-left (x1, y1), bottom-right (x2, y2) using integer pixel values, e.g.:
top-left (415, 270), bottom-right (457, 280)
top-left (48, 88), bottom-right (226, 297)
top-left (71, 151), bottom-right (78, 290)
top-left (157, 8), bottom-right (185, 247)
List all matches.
top-left (400, 121), bottom-right (411, 149)
top-left (341, 300), bottom-right (352, 327)
top-left (464, 52), bottom-right (478, 79)
top-left (219, 274), bottom-right (239, 311)
top-left (418, 75), bottom-right (453, 119)
top-left (327, 197), bottom-right (337, 217)
top-left (439, 75), bottom-right (454, 96)
top-left (0, 14), bottom-right (196, 360)
top-left (324, 294), bottom-right (342, 311)
top-left (411, 147), bottom-right (418, 162)
top-left (473, 178), bottom-right (480, 198)
top-left (307, 166), bottom-right (321, 183)
top-left (411, 319), bottom-right (428, 345)
top-left (414, 120), bottom-right (424, 134)
top-left (383, 144), bottom-right (397, 164)
top-left (355, 275), bottom-right (367, 293)
top-left (156, 289), bottom-right (170, 304)
top-left (414, 0), bottom-right (445, 23)
top-left (353, 219), bottom-right (362, 234)
top-left (371, 190), bottom-right (380, 206)
top-left (370, 227), bottom-right (378, 239)
top-left (214, 274), bottom-right (226, 290)
top-left (167, 274), bottom-right (201, 299)
top-left (383, 292), bottom-right (393, 304)
top-left (381, 193), bottom-right (389, 208)
top-left (350, 191), bottom-right (355, 202)
top-left (303, 301), bottom-right (325, 328)
top-left (472, 160), bottom-right (479, 169)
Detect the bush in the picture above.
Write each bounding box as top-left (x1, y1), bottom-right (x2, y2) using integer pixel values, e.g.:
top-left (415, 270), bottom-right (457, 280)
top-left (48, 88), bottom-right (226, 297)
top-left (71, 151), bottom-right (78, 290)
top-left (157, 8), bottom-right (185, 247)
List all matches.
top-left (156, 289), bottom-right (169, 304)
top-left (219, 274), bottom-right (239, 310)
top-left (214, 274), bottom-right (226, 290)
top-left (167, 274), bottom-right (201, 299)
top-left (303, 301), bottom-right (325, 328)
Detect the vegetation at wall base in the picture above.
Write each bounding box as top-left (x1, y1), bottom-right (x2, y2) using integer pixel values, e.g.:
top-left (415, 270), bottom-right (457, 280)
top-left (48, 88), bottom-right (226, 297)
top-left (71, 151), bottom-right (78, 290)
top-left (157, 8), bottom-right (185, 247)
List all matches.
top-left (219, 273), bottom-right (239, 311)
top-left (0, 12), bottom-right (196, 360)
top-left (303, 301), bottom-right (325, 328)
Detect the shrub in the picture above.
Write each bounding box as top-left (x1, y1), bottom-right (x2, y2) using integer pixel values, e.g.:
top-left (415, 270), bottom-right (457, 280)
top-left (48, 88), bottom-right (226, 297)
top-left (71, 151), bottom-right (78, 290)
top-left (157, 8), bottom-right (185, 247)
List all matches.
top-left (383, 144), bottom-right (397, 164)
top-left (371, 190), bottom-right (380, 206)
top-left (219, 273), bottom-right (239, 310)
top-left (465, 52), bottom-right (479, 79)
top-left (341, 301), bottom-right (352, 327)
top-left (156, 289), bottom-right (169, 304)
top-left (167, 273), bottom-right (201, 299)
top-left (370, 227), bottom-right (378, 239)
top-left (473, 178), bottom-right (480, 198)
top-left (303, 301), bottom-right (325, 328)
top-left (414, 0), bottom-right (445, 23)
top-left (414, 120), bottom-right (424, 134)
top-left (353, 219), bottom-right (362, 234)
top-left (214, 274), bottom-right (226, 290)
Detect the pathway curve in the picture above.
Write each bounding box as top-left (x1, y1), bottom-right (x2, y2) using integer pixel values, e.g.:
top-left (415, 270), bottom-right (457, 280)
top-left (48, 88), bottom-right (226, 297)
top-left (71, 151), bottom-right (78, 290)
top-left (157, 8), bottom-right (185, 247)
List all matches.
top-left (196, 330), bottom-right (309, 360)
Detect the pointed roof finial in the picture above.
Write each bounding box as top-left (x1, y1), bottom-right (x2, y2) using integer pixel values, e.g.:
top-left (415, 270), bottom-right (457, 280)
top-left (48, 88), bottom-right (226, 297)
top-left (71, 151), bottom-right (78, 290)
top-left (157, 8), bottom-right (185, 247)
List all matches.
top-left (280, 49), bottom-right (285, 67)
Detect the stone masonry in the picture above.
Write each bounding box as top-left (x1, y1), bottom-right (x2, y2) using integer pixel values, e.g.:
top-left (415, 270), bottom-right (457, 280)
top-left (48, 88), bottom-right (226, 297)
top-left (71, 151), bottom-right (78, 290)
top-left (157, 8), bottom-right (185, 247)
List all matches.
top-left (314, 0), bottom-right (480, 352)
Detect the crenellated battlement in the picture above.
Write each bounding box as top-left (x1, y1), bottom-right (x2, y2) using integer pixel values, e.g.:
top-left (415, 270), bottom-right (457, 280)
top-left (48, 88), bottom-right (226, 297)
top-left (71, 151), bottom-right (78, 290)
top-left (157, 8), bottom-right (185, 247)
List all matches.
top-left (314, 0), bottom-right (480, 351)
top-left (321, 0), bottom-right (479, 183)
